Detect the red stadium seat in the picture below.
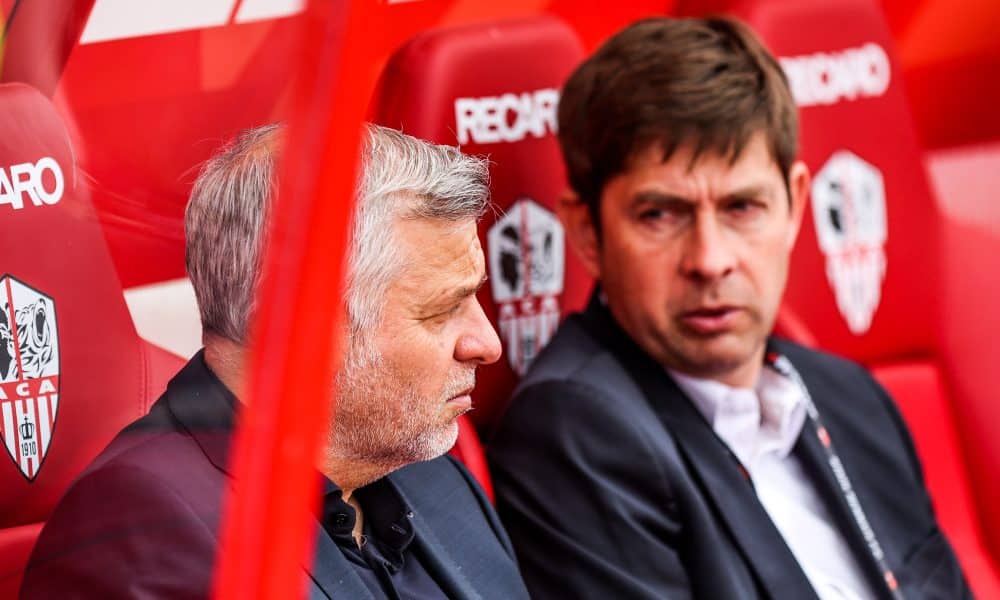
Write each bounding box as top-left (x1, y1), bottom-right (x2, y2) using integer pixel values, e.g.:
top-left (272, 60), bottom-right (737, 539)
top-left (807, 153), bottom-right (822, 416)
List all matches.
top-left (373, 17), bottom-right (593, 488)
top-left (678, 0), bottom-right (1000, 594)
top-left (0, 83), bottom-right (183, 597)
top-left (927, 142), bottom-right (1000, 570)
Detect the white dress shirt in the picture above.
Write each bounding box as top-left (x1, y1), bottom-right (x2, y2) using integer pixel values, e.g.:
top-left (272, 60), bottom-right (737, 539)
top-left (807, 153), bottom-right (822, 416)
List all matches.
top-left (668, 367), bottom-right (876, 600)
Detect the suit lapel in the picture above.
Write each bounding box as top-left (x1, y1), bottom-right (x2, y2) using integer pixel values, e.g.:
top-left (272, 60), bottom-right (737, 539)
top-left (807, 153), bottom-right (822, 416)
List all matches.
top-left (413, 511), bottom-right (483, 600)
top-left (637, 365), bottom-right (819, 599)
top-left (394, 485), bottom-right (483, 600)
top-left (305, 478), bottom-right (489, 600)
top-left (582, 298), bottom-right (818, 599)
top-left (793, 406), bottom-right (896, 600)
top-left (304, 521), bottom-right (376, 600)
top-left (163, 350), bottom-right (237, 475)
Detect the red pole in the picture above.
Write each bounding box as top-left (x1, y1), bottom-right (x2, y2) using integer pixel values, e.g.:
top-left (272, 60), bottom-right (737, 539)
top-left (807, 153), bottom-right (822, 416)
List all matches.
top-left (213, 1), bottom-right (385, 597)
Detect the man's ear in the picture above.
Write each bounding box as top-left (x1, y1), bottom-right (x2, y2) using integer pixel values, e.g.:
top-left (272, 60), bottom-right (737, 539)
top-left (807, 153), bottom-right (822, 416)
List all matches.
top-left (557, 190), bottom-right (602, 279)
top-left (785, 160), bottom-right (811, 249)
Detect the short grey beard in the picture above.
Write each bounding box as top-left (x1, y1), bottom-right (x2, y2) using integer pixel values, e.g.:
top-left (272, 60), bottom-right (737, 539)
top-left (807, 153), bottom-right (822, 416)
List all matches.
top-left (326, 338), bottom-right (468, 470)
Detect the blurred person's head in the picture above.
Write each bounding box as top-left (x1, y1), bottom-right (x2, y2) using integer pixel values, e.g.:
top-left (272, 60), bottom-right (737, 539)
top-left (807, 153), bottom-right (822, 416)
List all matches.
top-left (556, 17), bottom-right (810, 387)
top-left (185, 123), bottom-right (500, 487)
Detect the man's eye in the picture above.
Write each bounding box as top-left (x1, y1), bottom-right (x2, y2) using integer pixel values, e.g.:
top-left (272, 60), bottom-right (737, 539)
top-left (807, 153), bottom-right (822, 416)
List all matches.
top-left (428, 304), bottom-right (461, 322)
top-left (638, 208), bottom-right (665, 222)
top-left (638, 205), bottom-right (685, 222)
top-left (726, 199), bottom-right (763, 215)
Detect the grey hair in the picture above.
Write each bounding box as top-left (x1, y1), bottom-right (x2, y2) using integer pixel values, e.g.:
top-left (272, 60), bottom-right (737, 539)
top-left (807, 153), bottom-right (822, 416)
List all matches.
top-left (347, 124), bottom-right (490, 338)
top-left (185, 124), bottom-right (282, 344)
top-left (184, 122), bottom-right (489, 345)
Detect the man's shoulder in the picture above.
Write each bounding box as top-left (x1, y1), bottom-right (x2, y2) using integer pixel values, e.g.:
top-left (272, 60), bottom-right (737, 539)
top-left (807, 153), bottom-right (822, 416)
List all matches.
top-left (523, 321), bottom-right (871, 393)
top-left (489, 313), bottom-right (677, 480)
top-left (506, 313), bottom-right (647, 419)
top-left (22, 398), bottom-right (221, 598)
top-left (390, 454), bottom-right (486, 510)
top-left (80, 355), bottom-right (233, 490)
top-left (390, 455), bottom-right (503, 539)
top-left (492, 312), bottom-right (653, 438)
top-left (389, 455), bottom-right (522, 565)
top-left (22, 375), bottom-right (234, 598)
top-left (770, 337), bottom-right (884, 404)
top-left (36, 387), bottom-right (226, 541)
top-left (771, 336), bottom-right (868, 379)
top-left (81, 394), bottom-right (214, 483)
top-left (771, 338), bottom-right (925, 480)
top-left (517, 313), bottom-right (624, 389)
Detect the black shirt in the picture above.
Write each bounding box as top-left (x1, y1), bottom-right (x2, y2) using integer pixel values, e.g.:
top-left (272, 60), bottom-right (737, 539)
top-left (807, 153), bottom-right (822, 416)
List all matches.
top-left (320, 476), bottom-right (448, 600)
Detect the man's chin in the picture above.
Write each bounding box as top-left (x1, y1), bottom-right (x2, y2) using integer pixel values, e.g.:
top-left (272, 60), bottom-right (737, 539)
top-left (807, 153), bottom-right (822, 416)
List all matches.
top-left (330, 418), bottom-right (460, 467)
top-left (409, 421), bottom-right (461, 464)
top-left (671, 335), bottom-right (763, 378)
top-left (438, 420), bottom-right (461, 451)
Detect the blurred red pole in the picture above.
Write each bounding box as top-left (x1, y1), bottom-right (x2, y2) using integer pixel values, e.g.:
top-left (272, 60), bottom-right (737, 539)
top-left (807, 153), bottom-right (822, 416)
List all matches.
top-left (213, 1), bottom-right (385, 598)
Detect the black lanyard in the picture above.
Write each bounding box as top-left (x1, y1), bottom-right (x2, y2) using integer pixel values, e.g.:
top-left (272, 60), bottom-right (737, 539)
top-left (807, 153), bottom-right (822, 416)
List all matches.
top-left (765, 350), bottom-right (905, 600)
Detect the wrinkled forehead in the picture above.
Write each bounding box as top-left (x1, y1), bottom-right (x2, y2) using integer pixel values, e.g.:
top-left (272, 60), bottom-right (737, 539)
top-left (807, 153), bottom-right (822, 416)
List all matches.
top-left (621, 132), bottom-right (786, 187)
top-left (625, 128), bottom-right (783, 176)
top-left (391, 216), bottom-right (483, 294)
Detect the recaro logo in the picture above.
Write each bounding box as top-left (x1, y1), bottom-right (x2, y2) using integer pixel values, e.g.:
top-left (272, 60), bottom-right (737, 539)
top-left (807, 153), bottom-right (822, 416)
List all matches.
top-left (780, 43), bottom-right (891, 108)
top-left (454, 88), bottom-right (559, 145)
top-left (0, 158), bottom-right (65, 211)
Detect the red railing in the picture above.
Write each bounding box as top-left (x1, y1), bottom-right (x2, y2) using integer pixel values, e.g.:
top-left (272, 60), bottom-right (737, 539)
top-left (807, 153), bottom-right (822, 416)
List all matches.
top-left (213, 1), bottom-right (383, 597)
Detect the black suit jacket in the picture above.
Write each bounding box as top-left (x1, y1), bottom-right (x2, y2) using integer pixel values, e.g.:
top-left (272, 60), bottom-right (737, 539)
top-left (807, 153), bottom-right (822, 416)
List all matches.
top-left (22, 352), bottom-right (529, 600)
top-left (488, 296), bottom-right (970, 599)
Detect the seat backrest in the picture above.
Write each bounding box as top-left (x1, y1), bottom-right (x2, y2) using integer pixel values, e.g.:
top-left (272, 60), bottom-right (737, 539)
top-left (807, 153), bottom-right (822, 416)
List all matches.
top-left (0, 83), bottom-right (183, 596)
top-left (677, 0), bottom-right (1000, 594)
top-left (926, 143), bottom-right (1000, 565)
top-left (373, 16), bottom-right (592, 435)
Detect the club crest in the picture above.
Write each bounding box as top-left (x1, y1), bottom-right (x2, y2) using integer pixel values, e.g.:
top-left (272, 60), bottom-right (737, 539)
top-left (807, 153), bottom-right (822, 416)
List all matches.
top-left (0, 275), bottom-right (60, 480)
top-left (487, 198), bottom-right (565, 375)
top-left (811, 150), bottom-right (888, 334)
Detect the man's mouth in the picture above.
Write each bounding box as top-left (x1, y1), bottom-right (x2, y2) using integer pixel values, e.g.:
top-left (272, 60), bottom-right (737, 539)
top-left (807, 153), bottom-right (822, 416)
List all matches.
top-left (446, 386), bottom-right (475, 412)
top-left (678, 306), bottom-right (742, 335)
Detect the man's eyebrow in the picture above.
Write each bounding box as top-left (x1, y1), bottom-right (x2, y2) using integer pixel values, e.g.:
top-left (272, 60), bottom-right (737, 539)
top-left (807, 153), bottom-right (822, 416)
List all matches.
top-left (630, 190), bottom-right (692, 207)
top-left (722, 184), bottom-right (773, 200)
top-left (631, 185), bottom-right (777, 206)
top-left (429, 273), bottom-right (488, 309)
top-left (453, 273), bottom-right (488, 300)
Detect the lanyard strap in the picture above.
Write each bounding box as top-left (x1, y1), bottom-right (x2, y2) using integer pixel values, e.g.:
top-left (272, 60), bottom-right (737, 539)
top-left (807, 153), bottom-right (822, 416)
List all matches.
top-left (765, 351), bottom-right (905, 600)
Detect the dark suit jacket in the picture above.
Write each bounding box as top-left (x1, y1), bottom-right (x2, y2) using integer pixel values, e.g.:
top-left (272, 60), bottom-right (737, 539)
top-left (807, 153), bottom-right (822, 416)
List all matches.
top-left (488, 296), bottom-right (970, 599)
top-left (22, 352), bottom-right (529, 600)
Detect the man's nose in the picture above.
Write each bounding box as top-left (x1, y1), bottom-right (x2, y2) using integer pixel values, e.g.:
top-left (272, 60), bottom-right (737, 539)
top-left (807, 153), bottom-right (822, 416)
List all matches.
top-left (680, 212), bottom-right (736, 282)
top-left (455, 298), bottom-right (502, 366)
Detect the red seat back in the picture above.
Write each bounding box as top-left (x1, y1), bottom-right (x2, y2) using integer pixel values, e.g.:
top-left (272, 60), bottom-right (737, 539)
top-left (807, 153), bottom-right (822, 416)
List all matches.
top-left (926, 142), bottom-right (1000, 567)
top-left (0, 83), bottom-right (183, 596)
top-left (373, 17), bottom-right (592, 436)
top-left (677, 0), bottom-right (1000, 594)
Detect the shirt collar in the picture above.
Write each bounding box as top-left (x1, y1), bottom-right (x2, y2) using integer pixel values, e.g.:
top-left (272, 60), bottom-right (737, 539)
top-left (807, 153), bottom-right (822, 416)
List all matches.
top-left (668, 366), bottom-right (807, 467)
top-left (320, 475), bottom-right (416, 566)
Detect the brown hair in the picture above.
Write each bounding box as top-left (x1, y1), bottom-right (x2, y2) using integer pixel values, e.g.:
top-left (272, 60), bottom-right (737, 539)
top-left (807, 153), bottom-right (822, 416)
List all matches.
top-left (557, 16), bottom-right (798, 222)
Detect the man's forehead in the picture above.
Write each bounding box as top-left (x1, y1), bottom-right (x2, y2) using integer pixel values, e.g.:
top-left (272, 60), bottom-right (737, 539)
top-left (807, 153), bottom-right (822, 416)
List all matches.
top-left (393, 218), bottom-right (484, 300)
top-left (627, 131), bottom-right (778, 172)
top-left (401, 218), bottom-right (480, 264)
top-left (622, 134), bottom-right (783, 190)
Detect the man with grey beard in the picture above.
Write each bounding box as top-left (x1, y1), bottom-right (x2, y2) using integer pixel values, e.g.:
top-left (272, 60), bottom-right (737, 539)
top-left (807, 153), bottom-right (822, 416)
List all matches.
top-left (22, 124), bottom-right (530, 600)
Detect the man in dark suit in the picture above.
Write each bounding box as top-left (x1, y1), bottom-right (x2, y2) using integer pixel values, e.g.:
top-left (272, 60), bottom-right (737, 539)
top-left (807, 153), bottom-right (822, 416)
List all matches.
top-left (22, 124), bottom-right (530, 599)
top-left (488, 17), bottom-right (970, 600)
